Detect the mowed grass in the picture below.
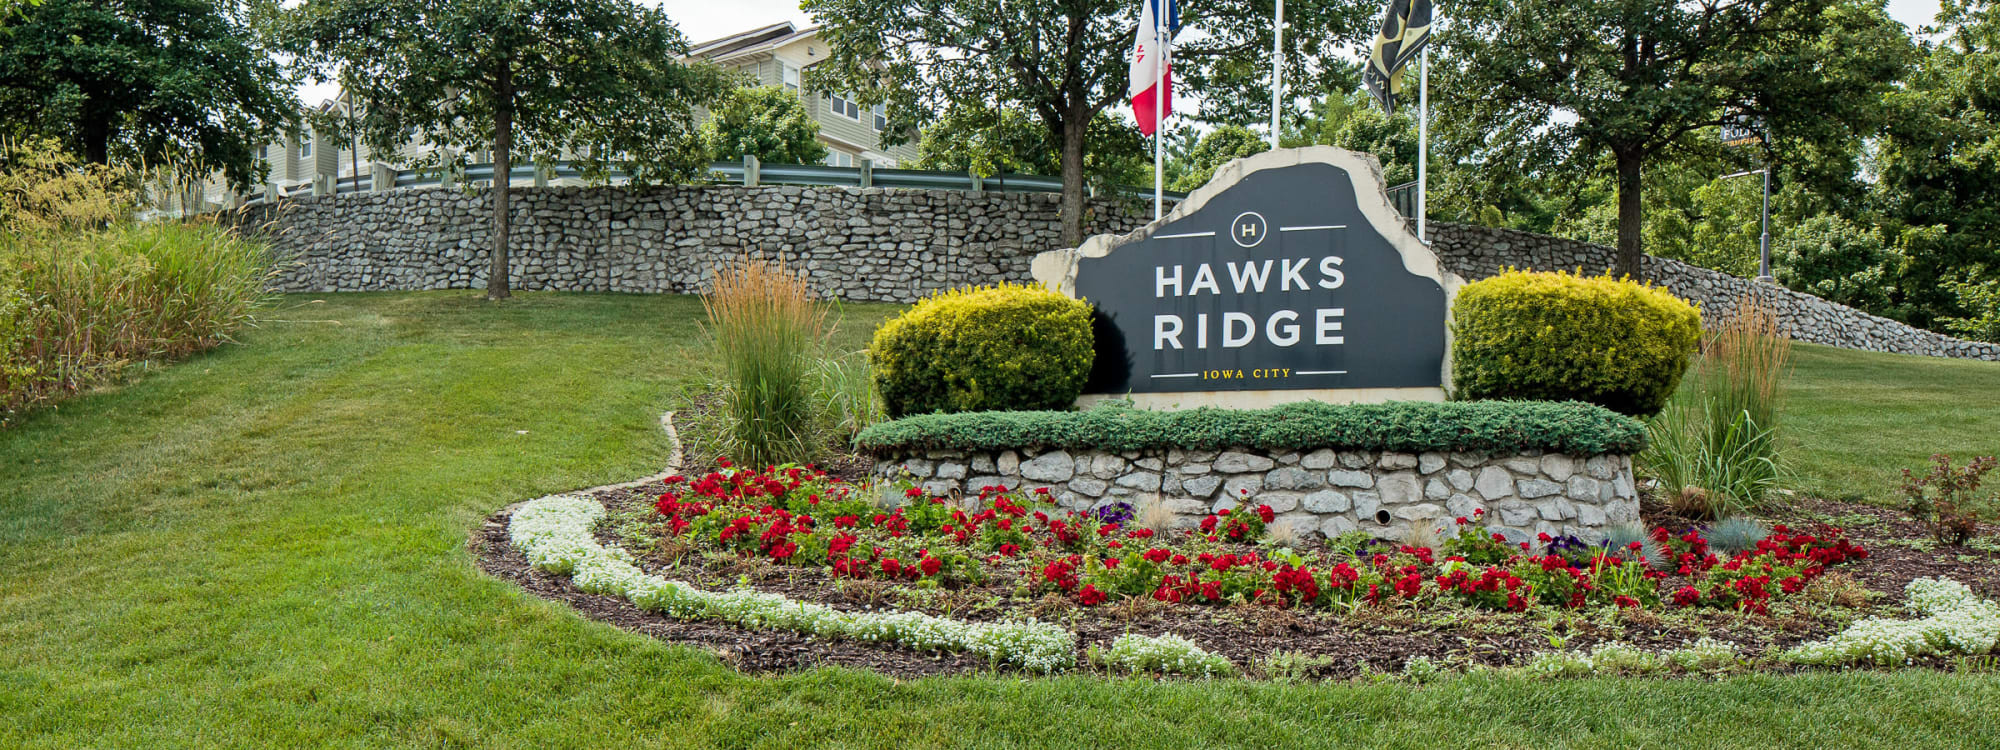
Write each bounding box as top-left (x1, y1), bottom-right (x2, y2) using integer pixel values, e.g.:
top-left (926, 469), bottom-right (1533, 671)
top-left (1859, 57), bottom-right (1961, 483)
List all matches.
top-left (1783, 343), bottom-right (2000, 504)
top-left (3, 291), bottom-right (1999, 749)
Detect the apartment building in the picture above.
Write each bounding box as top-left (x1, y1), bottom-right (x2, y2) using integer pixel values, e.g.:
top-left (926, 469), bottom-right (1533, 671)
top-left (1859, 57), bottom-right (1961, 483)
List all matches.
top-left (687, 21), bottom-right (917, 168)
top-left (159, 19), bottom-right (914, 212)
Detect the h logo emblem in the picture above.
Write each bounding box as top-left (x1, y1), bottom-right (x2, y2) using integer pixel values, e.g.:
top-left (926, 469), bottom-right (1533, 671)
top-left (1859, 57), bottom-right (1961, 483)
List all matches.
top-left (1230, 211), bottom-right (1268, 248)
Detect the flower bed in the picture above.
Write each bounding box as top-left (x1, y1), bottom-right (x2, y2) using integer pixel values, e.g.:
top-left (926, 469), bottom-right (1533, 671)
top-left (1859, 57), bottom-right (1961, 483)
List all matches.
top-left (640, 464), bottom-right (1868, 619)
top-left (486, 458), bottom-right (2000, 680)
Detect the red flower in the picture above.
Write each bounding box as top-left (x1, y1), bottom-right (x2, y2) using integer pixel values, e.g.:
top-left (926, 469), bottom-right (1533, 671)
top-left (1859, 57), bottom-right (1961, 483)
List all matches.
top-left (880, 558), bottom-right (903, 576)
top-left (1143, 548), bottom-right (1171, 564)
top-left (904, 487), bottom-right (923, 498)
top-left (1257, 505), bottom-right (1276, 523)
top-left (998, 543), bottom-right (1019, 557)
top-left (1672, 586), bottom-right (1701, 606)
top-left (920, 556), bottom-right (942, 577)
top-left (1078, 585), bottom-right (1107, 606)
top-left (1614, 595), bottom-right (1639, 608)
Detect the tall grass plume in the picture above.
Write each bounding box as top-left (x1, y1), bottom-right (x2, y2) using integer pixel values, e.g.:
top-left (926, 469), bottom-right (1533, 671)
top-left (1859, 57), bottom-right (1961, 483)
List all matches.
top-left (702, 258), bottom-right (830, 467)
top-left (1640, 298), bottom-right (1793, 518)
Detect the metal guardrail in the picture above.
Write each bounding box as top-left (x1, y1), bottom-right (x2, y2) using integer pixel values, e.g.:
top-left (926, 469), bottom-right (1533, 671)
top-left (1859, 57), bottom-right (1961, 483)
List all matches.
top-left (1387, 180), bottom-right (1419, 220)
top-left (242, 158), bottom-right (1185, 207)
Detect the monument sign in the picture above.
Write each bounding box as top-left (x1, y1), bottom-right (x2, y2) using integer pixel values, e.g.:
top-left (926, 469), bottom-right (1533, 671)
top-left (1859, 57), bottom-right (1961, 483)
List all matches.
top-left (1033, 148), bottom-right (1461, 408)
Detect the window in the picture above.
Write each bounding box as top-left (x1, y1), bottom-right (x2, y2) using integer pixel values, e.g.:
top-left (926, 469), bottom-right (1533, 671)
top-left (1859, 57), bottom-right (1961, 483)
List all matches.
top-left (828, 92), bottom-right (860, 120)
top-left (872, 103), bottom-right (886, 131)
top-left (258, 145), bottom-right (267, 159)
top-left (825, 150), bottom-right (853, 168)
top-left (300, 132), bottom-right (312, 158)
top-left (782, 63), bottom-right (799, 93)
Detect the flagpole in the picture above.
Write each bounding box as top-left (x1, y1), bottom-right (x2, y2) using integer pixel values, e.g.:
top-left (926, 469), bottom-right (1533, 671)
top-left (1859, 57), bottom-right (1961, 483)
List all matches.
top-left (1269, 0), bottom-right (1284, 148)
top-left (1153, 2), bottom-right (1164, 221)
top-left (1417, 46), bottom-right (1429, 244)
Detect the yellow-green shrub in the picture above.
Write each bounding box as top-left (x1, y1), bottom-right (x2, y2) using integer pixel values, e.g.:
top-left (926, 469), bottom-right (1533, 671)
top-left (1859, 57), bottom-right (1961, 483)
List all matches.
top-left (870, 283), bottom-right (1093, 417)
top-left (1451, 270), bottom-right (1701, 417)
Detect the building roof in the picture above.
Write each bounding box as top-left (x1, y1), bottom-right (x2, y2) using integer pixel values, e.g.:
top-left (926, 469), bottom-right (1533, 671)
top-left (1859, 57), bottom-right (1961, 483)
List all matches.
top-left (687, 21), bottom-right (820, 64)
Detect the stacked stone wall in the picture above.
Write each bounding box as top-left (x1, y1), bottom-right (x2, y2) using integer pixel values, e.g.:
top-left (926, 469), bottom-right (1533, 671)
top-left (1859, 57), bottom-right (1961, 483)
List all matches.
top-left (243, 185), bottom-right (1998, 361)
top-left (876, 445), bottom-right (1639, 545)
top-left (242, 185), bottom-right (1148, 304)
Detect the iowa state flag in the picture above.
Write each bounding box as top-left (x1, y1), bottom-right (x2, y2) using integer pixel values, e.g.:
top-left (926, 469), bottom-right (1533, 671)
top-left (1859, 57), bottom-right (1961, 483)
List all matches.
top-left (1129, 0), bottom-right (1179, 136)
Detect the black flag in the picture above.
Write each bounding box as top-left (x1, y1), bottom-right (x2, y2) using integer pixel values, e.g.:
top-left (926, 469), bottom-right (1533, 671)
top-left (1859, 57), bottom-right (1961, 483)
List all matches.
top-left (1363, 0), bottom-right (1433, 114)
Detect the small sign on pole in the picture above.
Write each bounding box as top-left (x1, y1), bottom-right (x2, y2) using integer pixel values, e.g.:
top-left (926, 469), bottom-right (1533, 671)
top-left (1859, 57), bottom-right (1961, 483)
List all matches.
top-left (1721, 114), bottom-right (1763, 147)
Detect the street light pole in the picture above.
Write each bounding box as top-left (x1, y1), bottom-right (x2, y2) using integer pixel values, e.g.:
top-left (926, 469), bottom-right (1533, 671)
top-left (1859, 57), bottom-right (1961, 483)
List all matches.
top-left (1757, 167), bottom-right (1772, 283)
top-left (1721, 167), bottom-right (1774, 284)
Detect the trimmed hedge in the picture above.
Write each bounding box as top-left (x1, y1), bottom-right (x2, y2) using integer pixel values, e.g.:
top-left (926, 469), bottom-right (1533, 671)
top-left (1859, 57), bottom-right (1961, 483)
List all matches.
top-left (1452, 270), bottom-right (1702, 418)
top-left (855, 400), bottom-right (1648, 457)
top-left (869, 283), bottom-right (1094, 418)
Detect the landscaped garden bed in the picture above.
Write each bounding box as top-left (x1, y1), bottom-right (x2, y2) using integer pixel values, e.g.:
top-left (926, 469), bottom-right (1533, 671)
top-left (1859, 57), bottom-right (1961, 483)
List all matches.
top-left (476, 457), bottom-right (2000, 680)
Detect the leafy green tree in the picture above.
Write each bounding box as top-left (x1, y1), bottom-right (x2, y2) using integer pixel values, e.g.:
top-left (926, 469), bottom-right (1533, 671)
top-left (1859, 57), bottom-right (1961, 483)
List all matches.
top-left (1871, 0), bottom-right (2000, 331)
top-left (700, 85), bottom-right (827, 165)
top-left (1170, 125), bottom-right (1269, 192)
top-left (1941, 277), bottom-right (2000, 341)
top-left (911, 107), bottom-right (1053, 177)
top-left (1773, 214), bottom-right (1904, 313)
top-left (911, 107), bottom-right (1148, 192)
top-left (804, 0), bottom-right (1373, 246)
top-left (285, 0), bottom-right (728, 299)
top-left (1293, 89), bottom-right (1418, 187)
top-left (1440, 0), bottom-right (1911, 276)
top-left (0, 0), bottom-right (295, 188)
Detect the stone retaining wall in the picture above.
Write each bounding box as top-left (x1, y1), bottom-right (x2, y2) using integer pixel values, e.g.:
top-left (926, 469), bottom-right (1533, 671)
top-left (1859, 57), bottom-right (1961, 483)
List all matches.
top-left (241, 185), bottom-right (1148, 303)
top-left (243, 184), bottom-right (1998, 361)
top-left (875, 445), bottom-right (1639, 545)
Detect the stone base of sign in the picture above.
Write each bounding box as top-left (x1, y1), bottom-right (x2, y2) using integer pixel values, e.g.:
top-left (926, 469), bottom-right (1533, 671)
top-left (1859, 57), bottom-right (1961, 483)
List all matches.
top-left (873, 445), bottom-right (1639, 545)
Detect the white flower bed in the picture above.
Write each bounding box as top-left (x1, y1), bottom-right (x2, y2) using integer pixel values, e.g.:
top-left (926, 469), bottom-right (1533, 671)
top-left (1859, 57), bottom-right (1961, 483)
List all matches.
top-left (1783, 577), bottom-right (2000, 667)
top-left (1096, 633), bottom-right (1237, 678)
top-left (507, 494), bottom-right (1077, 673)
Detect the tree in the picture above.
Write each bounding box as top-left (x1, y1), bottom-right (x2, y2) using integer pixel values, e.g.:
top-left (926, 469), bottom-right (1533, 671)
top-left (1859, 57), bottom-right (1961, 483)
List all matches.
top-left (911, 106), bottom-right (1149, 191)
top-left (1773, 214), bottom-right (1905, 314)
top-left (1871, 0), bottom-right (2000, 331)
top-left (1441, 0), bottom-right (1910, 276)
top-left (1293, 89), bottom-right (1418, 187)
top-left (700, 85), bottom-right (828, 165)
top-left (1170, 125), bottom-right (1268, 192)
top-left (804, 0), bottom-right (1374, 246)
top-left (286, 0), bottom-right (727, 299)
top-left (911, 107), bottom-right (1055, 177)
top-left (0, 0), bottom-right (295, 189)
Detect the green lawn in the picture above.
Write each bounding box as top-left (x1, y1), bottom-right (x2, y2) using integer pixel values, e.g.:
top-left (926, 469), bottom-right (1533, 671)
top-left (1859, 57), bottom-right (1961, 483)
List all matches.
top-left (4, 291), bottom-right (1999, 749)
top-left (1785, 343), bottom-right (2000, 504)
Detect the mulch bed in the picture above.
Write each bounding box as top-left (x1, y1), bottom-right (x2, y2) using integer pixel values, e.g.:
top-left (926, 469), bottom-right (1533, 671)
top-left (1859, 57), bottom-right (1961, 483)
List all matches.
top-left (472, 470), bottom-right (2000, 680)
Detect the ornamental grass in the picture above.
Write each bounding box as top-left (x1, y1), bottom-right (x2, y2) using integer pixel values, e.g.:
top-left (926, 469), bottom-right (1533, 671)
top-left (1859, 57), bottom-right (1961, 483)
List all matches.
top-left (1, 139), bottom-right (272, 426)
top-left (1641, 298), bottom-right (1793, 519)
top-left (702, 257), bottom-right (838, 467)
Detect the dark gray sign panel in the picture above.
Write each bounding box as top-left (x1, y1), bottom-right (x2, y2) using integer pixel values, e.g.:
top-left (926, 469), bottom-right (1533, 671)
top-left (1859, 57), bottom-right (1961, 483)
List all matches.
top-left (1073, 162), bottom-right (1446, 394)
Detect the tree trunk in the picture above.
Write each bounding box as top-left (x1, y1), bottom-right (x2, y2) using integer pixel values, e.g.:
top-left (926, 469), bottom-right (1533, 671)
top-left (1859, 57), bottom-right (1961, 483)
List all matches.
top-left (82, 118), bottom-right (110, 165)
top-left (1614, 150), bottom-right (1644, 279)
top-left (487, 66), bottom-right (514, 300)
top-left (1058, 114), bottom-right (1088, 247)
